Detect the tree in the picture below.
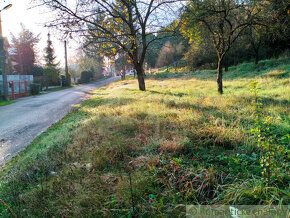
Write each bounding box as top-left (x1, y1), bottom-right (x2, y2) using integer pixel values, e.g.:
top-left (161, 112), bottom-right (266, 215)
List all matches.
top-left (184, 38), bottom-right (217, 70)
top-left (44, 66), bottom-right (60, 86)
top-left (260, 0), bottom-right (289, 56)
top-left (247, 25), bottom-right (266, 64)
top-left (77, 52), bottom-right (104, 80)
top-left (80, 71), bottom-right (93, 83)
top-left (68, 67), bottom-right (78, 83)
top-left (44, 33), bottom-right (58, 67)
top-left (156, 41), bottom-right (185, 68)
top-left (10, 24), bottom-right (39, 75)
top-left (42, 33), bottom-right (60, 86)
top-left (32, 65), bottom-right (44, 77)
top-left (115, 53), bottom-right (132, 80)
top-left (33, 0), bottom-right (182, 91)
top-left (144, 31), bottom-right (188, 69)
top-left (243, 0), bottom-right (268, 65)
top-left (182, 0), bottom-right (255, 94)
top-left (157, 41), bottom-right (175, 68)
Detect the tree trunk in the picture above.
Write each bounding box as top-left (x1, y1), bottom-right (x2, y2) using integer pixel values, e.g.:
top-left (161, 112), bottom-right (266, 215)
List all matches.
top-left (121, 72), bottom-right (125, 80)
top-left (253, 41), bottom-right (261, 65)
top-left (224, 61), bottom-right (228, 72)
top-left (255, 52), bottom-right (259, 65)
top-left (217, 58), bottom-right (223, 94)
top-left (136, 65), bottom-right (146, 91)
top-left (121, 69), bottom-right (126, 80)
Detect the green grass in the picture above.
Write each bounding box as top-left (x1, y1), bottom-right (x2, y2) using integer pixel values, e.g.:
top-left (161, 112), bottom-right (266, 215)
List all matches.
top-left (46, 86), bottom-right (75, 92)
top-left (43, 76), bottom-right (112, 93)
top-left (0, 58), bottom-right (289, 217)
top-left (0, 100), bottom-right (15, 107)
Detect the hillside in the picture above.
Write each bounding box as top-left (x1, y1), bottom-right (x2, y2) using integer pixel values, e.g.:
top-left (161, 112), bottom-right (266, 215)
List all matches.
top-left (0, 58), bottom-right (289, 217)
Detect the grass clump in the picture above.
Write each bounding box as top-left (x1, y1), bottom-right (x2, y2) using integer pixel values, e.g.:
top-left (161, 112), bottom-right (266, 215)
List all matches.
top-left (0, 100), bottom-right (15, 107)
top-left (0, 58), bottom-right (289, 217)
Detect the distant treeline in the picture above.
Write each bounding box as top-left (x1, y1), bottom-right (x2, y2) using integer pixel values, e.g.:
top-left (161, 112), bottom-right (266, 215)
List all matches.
top-left (145, 0), bottom-right (289, 70)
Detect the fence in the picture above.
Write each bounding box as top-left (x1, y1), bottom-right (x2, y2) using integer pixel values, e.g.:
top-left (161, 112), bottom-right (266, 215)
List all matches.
top-left (0, 75), bottom-right (33, 99)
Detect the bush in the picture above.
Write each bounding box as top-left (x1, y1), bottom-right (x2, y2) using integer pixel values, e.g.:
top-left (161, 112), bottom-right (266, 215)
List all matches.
top-left (34, 76), bottom-right (49, 90)
top-left (66, 72), bottom-right (72, 86)
top-left (80, 71), bottom-right (93, 83)
top-left (44, 66), bottom-right (60, 86)
top-left (30, 83), bottom-right (41, 95)
top-left (32, 65), bottom-right (44, 77)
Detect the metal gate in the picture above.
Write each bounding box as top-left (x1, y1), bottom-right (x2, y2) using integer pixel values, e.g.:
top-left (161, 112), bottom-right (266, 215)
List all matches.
top-left (8, 80), bottom-right (28, 100)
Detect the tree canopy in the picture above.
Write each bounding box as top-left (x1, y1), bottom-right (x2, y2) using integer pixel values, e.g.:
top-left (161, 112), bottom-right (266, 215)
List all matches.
top-left (32, 0), bottom-right (289, 94)
top-left (44, 33), bottom-right (59, 67)
top-left (182, 0), bottom-right (258, 94)
top-left (33, 0), bottom-right (183, 90)
top-left (10, 24), bottom-right (40, 75)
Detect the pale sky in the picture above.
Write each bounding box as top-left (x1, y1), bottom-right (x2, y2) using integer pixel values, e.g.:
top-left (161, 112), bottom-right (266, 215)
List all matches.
top-left (1, 0), bottom-right (79, 67)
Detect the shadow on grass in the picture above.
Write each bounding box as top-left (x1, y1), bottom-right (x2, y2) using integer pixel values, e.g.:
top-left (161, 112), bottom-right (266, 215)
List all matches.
top-left (149, 90), bottom-right (189, 97)
top-left (148, 58), bottom-right (289, 82)
top-left (1, 93), bottom-right (288, 217)
top-left (164, 100), bottom-right (219, 112)
top-left (164, 100), bottom-right (252, 126)
top-left (83, 97), bottom-right (135, 109)
top-left (242, 96), bottom-right (290, 107)
top-left (161, 96), bottom-right (289, 140)
top-left (261, 97), bottom-right (289, 107)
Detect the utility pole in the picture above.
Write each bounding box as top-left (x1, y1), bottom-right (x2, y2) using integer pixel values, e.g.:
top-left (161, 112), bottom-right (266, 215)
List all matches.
top-left (0, 12), bottom-right (8, 100)
top-left (64, 40), bottom-right (69, 86)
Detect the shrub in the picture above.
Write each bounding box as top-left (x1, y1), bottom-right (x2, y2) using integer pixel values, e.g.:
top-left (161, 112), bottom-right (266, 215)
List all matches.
top-left (66, 71), bottom-right (72, 86)
top-left (30, 83), bottom-right (41, 95)
top-left (34, 76), bottom-right (49, 90)
top-left (80, 71), bottom-right (93, 83)
top-left (250, 81), bottom-right (287, 184)
top-left (43, 66), bottom-right (60, 86)
top-left (32, 65), bottom-right (44, 77)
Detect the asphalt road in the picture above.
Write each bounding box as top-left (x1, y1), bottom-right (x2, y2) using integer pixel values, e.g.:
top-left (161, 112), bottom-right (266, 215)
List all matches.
top-left (0, 76), bottom-right (119, 167)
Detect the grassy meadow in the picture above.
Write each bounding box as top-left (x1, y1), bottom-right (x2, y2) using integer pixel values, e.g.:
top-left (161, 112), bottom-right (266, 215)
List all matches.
top-left (0, 58), bottom-right (289, 217)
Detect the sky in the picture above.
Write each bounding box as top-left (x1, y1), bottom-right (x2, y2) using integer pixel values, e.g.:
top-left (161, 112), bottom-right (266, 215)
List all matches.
top-left (0, 0), bottom-right (79, 67)
top-left (0, 0), bottom-right (184, 69)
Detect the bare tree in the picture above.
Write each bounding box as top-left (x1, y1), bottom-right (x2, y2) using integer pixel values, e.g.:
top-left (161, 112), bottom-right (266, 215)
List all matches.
top-left (33, 0), bottom-right (184, 91)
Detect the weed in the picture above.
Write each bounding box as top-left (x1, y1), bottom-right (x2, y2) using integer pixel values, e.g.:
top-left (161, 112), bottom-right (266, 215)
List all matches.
top-left (250, 81), bottom-right (288, 184)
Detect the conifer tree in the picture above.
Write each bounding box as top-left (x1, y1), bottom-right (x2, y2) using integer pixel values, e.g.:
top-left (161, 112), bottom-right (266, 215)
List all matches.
top-left (10, 24), bottom-right (39, 74)
top-left (44, 33), bottom-right (58, 67)
top-left (43, 33), bottom-right (60, 86)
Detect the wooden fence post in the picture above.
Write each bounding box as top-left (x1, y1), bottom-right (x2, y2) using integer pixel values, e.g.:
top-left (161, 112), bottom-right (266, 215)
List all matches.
top-left (24, 80), bottom-right (27, 96)
top-left (11, 81), bottom-right (15, 100)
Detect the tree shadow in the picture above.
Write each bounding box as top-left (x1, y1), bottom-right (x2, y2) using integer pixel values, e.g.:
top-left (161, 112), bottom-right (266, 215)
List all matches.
top-left (165, 100), bottom-right (251, 124)
top-left (147, 58), bottom-right (289, 82)
top-left (83, 97), bottom-right (136, 109)
top-left (242, 96), bottom-right (289, 107)
top-left (149, 90), bottom-right (189, 97)
top-left (147, 71), bottom-right (188, 80)
top-left (160, 96), bottom-right (289, 139)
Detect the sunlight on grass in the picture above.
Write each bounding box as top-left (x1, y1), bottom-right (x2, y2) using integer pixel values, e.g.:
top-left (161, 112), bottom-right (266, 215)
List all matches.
top-left (0, 58), bottom-right (289, 217)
